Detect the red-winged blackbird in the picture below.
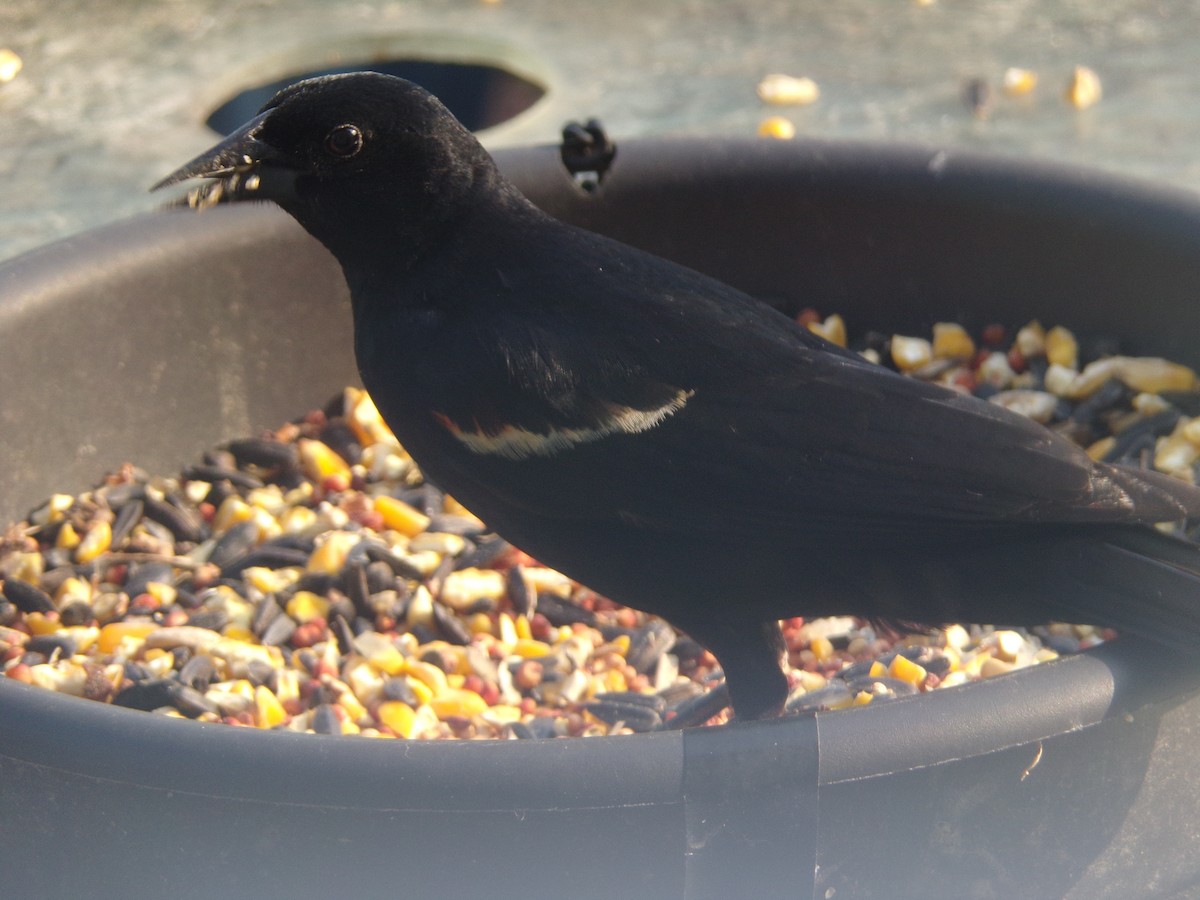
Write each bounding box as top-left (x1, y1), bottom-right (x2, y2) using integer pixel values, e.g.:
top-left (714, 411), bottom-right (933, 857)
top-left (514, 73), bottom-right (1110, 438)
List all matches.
top-left (157, 73), bottom-right (1200, 720)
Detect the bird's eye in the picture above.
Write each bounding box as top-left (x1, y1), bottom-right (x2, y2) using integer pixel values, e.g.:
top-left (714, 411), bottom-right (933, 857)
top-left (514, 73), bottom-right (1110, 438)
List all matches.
top-left (324, 124), bottom-right (364, 159)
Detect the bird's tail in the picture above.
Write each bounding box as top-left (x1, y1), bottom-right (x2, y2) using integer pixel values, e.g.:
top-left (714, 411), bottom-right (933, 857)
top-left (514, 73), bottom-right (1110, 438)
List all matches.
top-left (1043, 526), bottom-right (1200, 653)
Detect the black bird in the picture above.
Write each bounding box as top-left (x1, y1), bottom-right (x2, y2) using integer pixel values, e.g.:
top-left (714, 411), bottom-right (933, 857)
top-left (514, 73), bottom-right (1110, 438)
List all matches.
top-left (156, 73), bottom-right (1200, 720)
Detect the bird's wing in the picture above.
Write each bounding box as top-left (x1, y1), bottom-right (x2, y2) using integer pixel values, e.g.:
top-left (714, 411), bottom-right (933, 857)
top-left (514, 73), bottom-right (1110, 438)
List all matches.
top-left (399, 220), bottom-right (1198, 546)
top-left (653, 355), bottom-right (1137, 537)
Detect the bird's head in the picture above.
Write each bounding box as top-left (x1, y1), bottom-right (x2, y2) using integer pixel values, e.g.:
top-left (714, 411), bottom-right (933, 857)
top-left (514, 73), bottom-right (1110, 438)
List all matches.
top-left (154, 72), bottom-right (503, 265)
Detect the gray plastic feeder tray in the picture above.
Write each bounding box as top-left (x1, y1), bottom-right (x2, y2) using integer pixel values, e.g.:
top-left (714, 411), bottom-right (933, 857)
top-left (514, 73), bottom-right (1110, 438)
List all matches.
top-left (2, 139), bottom-right (1200, 899)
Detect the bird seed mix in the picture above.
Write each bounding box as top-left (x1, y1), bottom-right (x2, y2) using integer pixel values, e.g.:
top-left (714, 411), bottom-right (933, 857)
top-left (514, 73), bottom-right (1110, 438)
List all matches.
top-left (2, 315), bottom-right (1197, 738)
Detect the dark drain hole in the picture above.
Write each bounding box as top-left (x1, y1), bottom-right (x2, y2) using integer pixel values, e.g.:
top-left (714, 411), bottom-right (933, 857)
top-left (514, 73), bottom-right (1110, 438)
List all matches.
top-left (206, 59), bottom-right (545, 135)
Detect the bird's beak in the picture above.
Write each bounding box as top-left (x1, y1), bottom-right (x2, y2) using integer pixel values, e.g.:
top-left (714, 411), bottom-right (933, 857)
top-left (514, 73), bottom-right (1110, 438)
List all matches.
top-left (151, 111), bottom-right (297, 206)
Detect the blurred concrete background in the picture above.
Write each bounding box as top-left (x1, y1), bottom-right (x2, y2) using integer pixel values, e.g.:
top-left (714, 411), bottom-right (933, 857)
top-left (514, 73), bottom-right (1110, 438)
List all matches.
top-left (3, 0), bottom-right (1200, 261)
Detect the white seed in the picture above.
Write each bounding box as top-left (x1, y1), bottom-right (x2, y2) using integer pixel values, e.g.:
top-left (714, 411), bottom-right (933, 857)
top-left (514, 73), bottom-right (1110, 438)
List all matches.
top-left (988, 390), bottom-right (1059, 424)
top-left (1002, 67), bottom-right (1038, 96)
top-left (1014, 320), bottom-right (1046, 358)
top-left (1044, 363), bottom-right (1079, 397)
top-left (977, 351), bottom-right (1016, 389)
top-left (890, 335), bottom-right (933, 371)
top-left (756, 74), bottom-right (820, 106)
top-left (0, 48), bottom-right (23, 83)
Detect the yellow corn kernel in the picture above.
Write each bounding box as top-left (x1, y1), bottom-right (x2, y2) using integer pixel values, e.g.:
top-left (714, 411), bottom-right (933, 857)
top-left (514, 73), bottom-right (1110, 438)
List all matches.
top-left (144, 581), bottom-right (177, 607)
top-left (64, 625), bottom-right (100, 653)
top-left (428, 688), bottom-right (488, 719)
top-left (467, 612), bottom-right (494, 635)
top-left (222, 625), bottom-right (256, 643)
top-left (254, 685), bottom-right (288, 728)
top-left (55, 521), bottom-right (81, 550)
top-left (1086, 436), bottom-right (1115, 461)
top-left (55, 576), bottom-right (92, 606)
top-left (336, 688), bottom-right (369, 723)
top-left (98, 620), bottom-right (158, 653)
top-left (347, 389), bottom-right (398, 447)
top-left (213, 495), bottom-right (253, 533)
top-left (8, 551), bottom-right (44, 585)
top-left (931, 322), bottom-right (976, 361)
top-left (374, 496), bottom-right (430, 537)
top-left (377, 700), bottom-right (418, 737)
top-left (405, 676), bottom-right (434, 706)
top-left (853, 690), bottom-right (874, 706)
top-left (937, 645), bottom-right (961, 674)
top-left (298, 438), bottom-right (351, 482)
top-left (364, 643), bottom-right (407, 677)
top-left (807, 313), bottom-right (847, 348)
top-left (243, 566), bottom-right (299, 595)
top-left (1044, 325), bottom-right (1078, 369)
top-left (74, 520), bottom-right (112, 564)
top-left (510, 639), bottom-right (550, 659)
top-left (888, 653), bottom-right (927, 686)
top-left (285, 590), bottom-right (330, 623)
top-left (1065, 65), bottom-right (1102, 110)
top-left (514, 614), bottom-right (533, 641)
top-left (1110, 357), bottom-right (1197, 395)
top-left (603, 669), bottom-right (628, 693)
top-left (306, 530), bottom-right (358, 574)
top-left (608, 634), bottom-right (632, 657)
top-left (868, 660), bottom-right (888, 678)
top-left (248, 507), bottom-right (281, 543)
top-left (809, 635), bottom-right (835, 663)
top-left (757, 115), bottom-right (796, 139)
top-left (228, 678), bottom-right (256, 700)
top-left (406, 659), bottom-right (449, 695)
